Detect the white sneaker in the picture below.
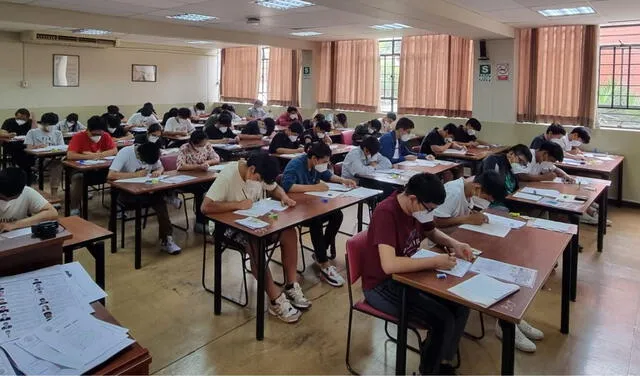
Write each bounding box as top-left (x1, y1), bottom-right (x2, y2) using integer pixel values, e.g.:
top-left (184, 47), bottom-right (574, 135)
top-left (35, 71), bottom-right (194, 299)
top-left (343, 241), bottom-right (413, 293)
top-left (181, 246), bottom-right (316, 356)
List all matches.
top-left (580, 213), bottom-right (598, 225)
top-left (285, 282), bottom-right (312, 309)
top-left (495, 321), bottom-right (536, 353)
top-left (70, 209), bottom-right (81, 216)
top-left (518, 319), bottom-right (544, 340)
top-left (165, 195), bottom-right (183, 210)
top-left (606, 219), bottom-right (613, 227)
top-left (268, 293), bottom-right (301, 323)
top-left (160, 236), bottom-right (181, 255)
top-left (320, 265), bottom-right (345, 287)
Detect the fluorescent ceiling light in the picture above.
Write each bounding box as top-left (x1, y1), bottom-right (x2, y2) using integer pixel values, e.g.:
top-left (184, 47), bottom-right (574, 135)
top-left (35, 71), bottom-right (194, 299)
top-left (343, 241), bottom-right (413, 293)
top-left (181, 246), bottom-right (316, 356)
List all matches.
top-left (538, 6), bottom-right (595, 17)
top-left (370, 23), bottom-right (411, 30)
top-left (187, 40), bottom-right (213, 44)
top-left (290, 31), bottom-right (322, 36)
top-left (255, 0), bottom-right (314, 10)
top-left (72, 29), bottom-right (111, 35)
top-left (166, 13), bottom-right (217, 22)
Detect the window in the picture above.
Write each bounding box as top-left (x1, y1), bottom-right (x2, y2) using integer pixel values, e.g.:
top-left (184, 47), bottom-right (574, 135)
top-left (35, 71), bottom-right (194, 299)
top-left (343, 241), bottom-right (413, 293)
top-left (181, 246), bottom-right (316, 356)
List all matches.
top-left (378, 38), bottom-right (401, 113)
top-left (258, 46), bottom-right (269, 104)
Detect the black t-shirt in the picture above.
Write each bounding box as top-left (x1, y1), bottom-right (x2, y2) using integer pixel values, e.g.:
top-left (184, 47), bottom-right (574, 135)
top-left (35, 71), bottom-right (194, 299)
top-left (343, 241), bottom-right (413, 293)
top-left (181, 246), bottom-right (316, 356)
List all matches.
top-left (530, 134), bottom-right (546, 149)
top-left (269, 132), bottom-right (300, 153)
top-left (1, 118), bottom-right (33, 136)
top-left (106, 125), bottom-right (127, 138)
top-left (302, 129), bottom-right (320, 145)
top-left (420, 128), bottom-right (446, 155)
top-left (241, 123), bottom-right (260, 135)
top-left (205, 125), bottom-right (235, 140)
top-left (454, 125), bottom-right (477, 143)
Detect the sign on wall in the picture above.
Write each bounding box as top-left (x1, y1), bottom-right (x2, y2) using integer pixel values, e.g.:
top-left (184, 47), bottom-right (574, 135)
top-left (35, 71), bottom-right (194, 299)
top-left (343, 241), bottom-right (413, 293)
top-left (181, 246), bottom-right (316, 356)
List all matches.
top-left (479, 63), bottom-right (491, 82)
top-left (496, 63), bottom-right (510, 81)
top-left (303, 66), bottom-right (311, 79)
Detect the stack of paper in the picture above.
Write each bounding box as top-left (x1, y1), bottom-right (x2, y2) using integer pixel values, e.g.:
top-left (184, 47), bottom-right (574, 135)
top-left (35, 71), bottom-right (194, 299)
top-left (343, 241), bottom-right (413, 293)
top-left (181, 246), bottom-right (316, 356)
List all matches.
top-left (521, 187), bottom-right (560, 198)
top-left (305, 191), bottom-right (343, 199)
top-left (235, 217), bottom-right (269, 230)
top-left (233, 199), bottom-right (288, 217)
top-left (448, 274), bottom-right (520, 308)
top-left (484, 213), bottom-right (526, 229)
top-left (528, 218), bottom-right (577, 234)
top-left (470, 257), bottom-right (538, 288)
top-left (459, 222), bottom-right (511, 238)
top-left (342, 187), bottom-right (383, 199)
top-left (31, 145), bottom-right (68, 153)
top-left (78, 160), bottom-right (107, 165)
top-left (411, 249), bottom-right (473, 278)
top-left (0, 227), bottom-right (33, 239)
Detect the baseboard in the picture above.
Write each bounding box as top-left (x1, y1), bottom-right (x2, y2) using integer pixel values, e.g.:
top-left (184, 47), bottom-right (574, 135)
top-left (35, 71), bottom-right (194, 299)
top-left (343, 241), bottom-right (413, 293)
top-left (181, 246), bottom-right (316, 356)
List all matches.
top-left (608, 198), bottom-right (640, 208)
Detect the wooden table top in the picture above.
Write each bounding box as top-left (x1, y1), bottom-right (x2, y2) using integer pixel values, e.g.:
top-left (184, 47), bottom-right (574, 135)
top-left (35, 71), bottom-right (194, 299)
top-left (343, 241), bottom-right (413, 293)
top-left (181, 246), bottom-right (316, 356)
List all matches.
top-left (435, 145), bottom-right (509, 161)
top-left (271, 144), bottom-right (355, 160)
top-left (109, 169), bottom-right (216, 195)
top-left (24, 147), bottom-right (68, 157)
top-left (63, 159), bottom-right (113, 171)
top-left (206, 191), bottom-right (377, 238)
top-left (358, 162), bottom-right (460, 186)
top-left (393, 223), bottom-right (572, 323)
top-left (59, 216), bottom-right (113, 249)
top-left (556, 154), bottom-right (624, 174)
top-left (212, 139), bottom-right (268, 150)
top-left (0, 227), bottom-right (72, 253)
top-left (506, 178), bottom-right (609, 215)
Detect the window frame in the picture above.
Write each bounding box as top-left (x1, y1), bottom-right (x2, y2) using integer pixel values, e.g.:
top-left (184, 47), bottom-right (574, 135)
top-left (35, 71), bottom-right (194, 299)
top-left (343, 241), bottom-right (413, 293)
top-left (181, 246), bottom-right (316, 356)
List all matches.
top-left (598, 44), bottom-right (640, 111)
top-left (258, 46), bottom-right (269, 104)
top-left (378, 38), bottom-right (401, 113)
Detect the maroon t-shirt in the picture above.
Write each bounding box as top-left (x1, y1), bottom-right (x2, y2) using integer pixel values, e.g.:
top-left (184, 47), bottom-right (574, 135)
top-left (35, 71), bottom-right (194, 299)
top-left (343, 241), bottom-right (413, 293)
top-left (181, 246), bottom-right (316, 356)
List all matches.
top-left (361, 191), bottom-right (435, 290)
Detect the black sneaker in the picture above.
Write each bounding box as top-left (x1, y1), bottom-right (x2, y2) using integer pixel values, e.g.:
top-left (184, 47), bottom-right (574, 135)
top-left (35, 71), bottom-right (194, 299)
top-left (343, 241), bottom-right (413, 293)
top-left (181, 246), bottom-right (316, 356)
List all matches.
top-left (438, 364), bottom-right (457, 375)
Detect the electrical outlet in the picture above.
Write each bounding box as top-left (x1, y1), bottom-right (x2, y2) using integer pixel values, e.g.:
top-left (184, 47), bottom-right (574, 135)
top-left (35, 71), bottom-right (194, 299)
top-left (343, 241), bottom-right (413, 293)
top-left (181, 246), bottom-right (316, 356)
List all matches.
top-left (20, 80), bottom-right (29, 88)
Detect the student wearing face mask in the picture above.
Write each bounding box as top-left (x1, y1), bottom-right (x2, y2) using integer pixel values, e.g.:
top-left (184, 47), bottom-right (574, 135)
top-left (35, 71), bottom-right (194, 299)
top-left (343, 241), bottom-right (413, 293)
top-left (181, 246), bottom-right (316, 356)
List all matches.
top-left (268, 122), bottom-right (304, 154)
top-left (246, 100), bottom-right (268, 120)
top-left (164, 108), bottom-right (195, 137)
top-left (107, 105), bottom-right (126, 122)
top-left (335, 113), bottom-right (348, 128)
top-left (220, 103), bottom-right (242, 123)
top-left (530, 123), bottom-right (566, 150)
top-left (281, 142), bottom-right (357, 286)
top-left (66, 116), bottom-right (118, 216)
top-left (0, 168), bottom-right (58, 233)
top-left (191, 102), bottom-right (207, 119)
top-left (276, 106), bottom-right (302, 128)
top-left (2, 108), bottom-right (35, 182)
top-left (420, 123), bottom-right (466, 156)
top-left (201, 155), bottom-right (310, 323)
top-left (127, 107), bottom-right (159, 129)
top-left (353, 119), bottom-right (383, 146)
top-left (303, 119), bottom-right (332, 146)
top-left (378, 112), bottom-right (397, 132)
top-left (342, 136), bottom-right (392, 182)
top-left (361, 173), bottom-right (473, 375)
top-left (552, 126), bottom-right (591, 159)
top-left (482, 144), bottom-right (532, 196)
top-left (205, 111), bottom-right (237, 144)
top-left (24, 113), bottom-right (65, 197)
top-left (238, 120), bottom-right (264, 141)
top-left (379, 118), bottom-right (428, 164)
top-left (453, 118), bottom-right (485, 147)
top-left (56, 113), bottom-right (85, 133)
top-left (137, 123), bottom-right (164, 148)
top-left (2, 108), bottom-right (34, 136)
top-left (102, 114), bottom-right (133, 142)
top-left (512, 141), bottom-right (574, 183)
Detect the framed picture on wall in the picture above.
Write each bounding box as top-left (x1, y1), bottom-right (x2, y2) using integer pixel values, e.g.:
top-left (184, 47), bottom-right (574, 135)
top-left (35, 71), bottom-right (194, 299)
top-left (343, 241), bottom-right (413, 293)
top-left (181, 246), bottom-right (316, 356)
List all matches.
top-left (53, 54), bottom-right (80, 87)
top-left (131, 64), bottom-right (157, 82)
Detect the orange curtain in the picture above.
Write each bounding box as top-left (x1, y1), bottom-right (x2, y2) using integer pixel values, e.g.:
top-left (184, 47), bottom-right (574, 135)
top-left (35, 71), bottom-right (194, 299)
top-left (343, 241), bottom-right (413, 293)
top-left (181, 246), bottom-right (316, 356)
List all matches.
top-left (316, 40), bottom-right (379, 112)
top-left (220, 47), bottom-right (259, 103)
top-left (398, 35), bottom-right (473, 118)
top-left (268, 48), bottom-right (301, 107)
top-left (517, 25), bottom-right (598, 127)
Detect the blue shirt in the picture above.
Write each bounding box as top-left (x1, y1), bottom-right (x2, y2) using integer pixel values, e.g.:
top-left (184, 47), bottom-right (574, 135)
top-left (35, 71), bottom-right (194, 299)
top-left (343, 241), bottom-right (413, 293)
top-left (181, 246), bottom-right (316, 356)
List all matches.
top-left (281, 155), bottom-right (332, 192)
top-left (379, 131), bottom-right (425, 164)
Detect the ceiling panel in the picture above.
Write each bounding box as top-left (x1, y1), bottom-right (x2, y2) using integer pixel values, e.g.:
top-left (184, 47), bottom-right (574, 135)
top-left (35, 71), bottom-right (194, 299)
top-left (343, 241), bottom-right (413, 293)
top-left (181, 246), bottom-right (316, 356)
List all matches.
top-left (31, 0), bottom-right (161, 16)
top-left (445, 0), bottom-right (523, 12)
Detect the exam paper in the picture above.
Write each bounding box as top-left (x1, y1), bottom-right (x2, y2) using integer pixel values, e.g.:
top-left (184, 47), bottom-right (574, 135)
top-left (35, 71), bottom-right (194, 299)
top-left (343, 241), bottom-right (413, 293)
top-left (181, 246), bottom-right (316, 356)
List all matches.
top-left (448, 274), bottom-right (520, 308)
top-left (325, 183), bottom-right (353, 192)
top-left (521, 187), bottom-right (560, 198)
top-left (470, 257), bottom-right (537, 288)
top-left (163, 175), bottom-right (198, 184)
top-left (342, 187), bottom-right (383, 199)
top-left (78, 160), bottom-right (107, 165)
top-left (441, 149), bottom-right (467, 155)
top-left (31, 145), bottom-right (68, 153)
top-left (459, 222), bottom-right (511, 238)
top-left (233, 199), bottom-right (288, 217)
top-left (398, 160), bottom-right (437, 167)
top-left (512, 191), bottom-right (543, 202)
top-left (60, 263), bottom-right (107, 305)
top-left (411, 249), bottom-right (473, 278)
top-left (130, 127), bottom-right (147, 132)
top-left (212, 144), bottom-right (241, 150)
top-left (235, 217), bottom-right (269, 230)
top-left (208, 165), bottom-right (227, 172)
top-left (0, 348), bottom-right (15, 376)
top-left (305, 191), bottom-right (343, 199)
top-left (484, 213), bottom-right (526, 229)
top-left (528, 218), bottom-right (577, 235)
top-left (113, 175), bottom-right (168, 184)
top-left (103, 156), bottom-right (116, 160)
top-left (376, 168), bottom-right (406, 175)
top-left (0, 227), bottom-right (32, 239)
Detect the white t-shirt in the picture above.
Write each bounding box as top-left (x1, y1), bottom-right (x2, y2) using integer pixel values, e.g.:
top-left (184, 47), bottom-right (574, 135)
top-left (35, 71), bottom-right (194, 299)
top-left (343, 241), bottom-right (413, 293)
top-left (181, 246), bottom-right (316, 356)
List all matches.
top-left (164, 117), bottom-right (195, 134)
top-left (56, 120), bottom-right (86, 133)
top-left (24, 128), bottom-right (65, 146)
top-left (552, 135), bottom-right (572, 152)
top-left (392, 140), bottom-right (400, 160)
top-left (512, 149), bottom-right (556, 175)
top-left (127, 113), bottom-right (159, 126)
top-left (434, 178), bottom-right (470, 219)
top-left (205, 162), bottom-right (276, 202)
top-left (109, 145), bottom-right (162, 173)
top-left (0, 187), bottom-right (49, 223)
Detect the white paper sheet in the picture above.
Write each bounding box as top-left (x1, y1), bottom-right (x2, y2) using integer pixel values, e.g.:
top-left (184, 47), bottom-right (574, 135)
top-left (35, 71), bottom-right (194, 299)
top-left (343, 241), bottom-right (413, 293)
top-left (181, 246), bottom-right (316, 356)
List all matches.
top-left (30, 145), bottom-right (68, 153)
top-left (448, 274), bottom-right (520, 308)
top-left (130, 127), bottom-right (147, 132)
top-left (304, 191), bottom-right (343, 199)
top-left (60, 263), bottom-right (106, 305)
top-left (470, 257), bottom-right (537, 288)
top-left (342, 187), bottom-right (383, 199)
top-left (398, 160), bottom-right (437, 167)
top-left (212, 144), bottom-right (241, 150)
top-left (162, 175), bottom-right (198, 184)
top-left (113, 175), bottom-right (168, 184)
top-left (235, 217), bottom-right (269, 230)
top-left (484, 213), bottom-right (526, 229)
top-left (527, 218), bottom-right (577, 235)
top-left (595, 156), bottom-right (614, 161)
top-left (103, 156), bottom-right (116, 160)
top-left (561, 160), bottom-right (583, 166)
top-left (208, 165), bottom-right (227, 172)
top-left (78, 160), bottom-right (107, 166)
top-left (233, 199), bottom-right (288, 217)
top-left (512, 191), bottom-right (543, 202)
top-left (376, 168), bottom-right (406, 175)
top-left (459, 222), bottom-right (511, 238)
top-left (441, 149), bottom-right (467, 155)
top-left (0, 227), bottom-right (32, 239)
top-left (521, 187), bottom-right (560, 198)
top-left (0, 348), bottom-right (16, 376)
top-left (539, 197), bottom-right (583, 211)
top-left (411, 249), bottom-right (473, 278)
top-left (325, 183), bottom-right (353, 192)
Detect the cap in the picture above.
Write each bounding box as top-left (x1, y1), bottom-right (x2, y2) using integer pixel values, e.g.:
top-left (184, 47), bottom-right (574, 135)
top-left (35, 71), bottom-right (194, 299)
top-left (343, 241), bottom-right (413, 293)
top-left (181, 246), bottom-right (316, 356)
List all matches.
top-left (39, 112), bottom-right (59, 125)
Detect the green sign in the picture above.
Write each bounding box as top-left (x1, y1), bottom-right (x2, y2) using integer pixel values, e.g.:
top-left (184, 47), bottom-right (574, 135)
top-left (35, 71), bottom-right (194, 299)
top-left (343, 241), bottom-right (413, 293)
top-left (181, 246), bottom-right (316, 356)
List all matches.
top-left (479, 63), bottom-right (491, 82)
top-left (303, 66), bottom-right (311, 75)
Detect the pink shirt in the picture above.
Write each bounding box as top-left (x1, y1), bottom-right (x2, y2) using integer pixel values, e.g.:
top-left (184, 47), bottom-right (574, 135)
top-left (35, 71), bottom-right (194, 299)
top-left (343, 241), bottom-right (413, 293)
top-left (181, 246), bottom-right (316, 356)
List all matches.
top-left (176, 143), bottom-right (220, 170)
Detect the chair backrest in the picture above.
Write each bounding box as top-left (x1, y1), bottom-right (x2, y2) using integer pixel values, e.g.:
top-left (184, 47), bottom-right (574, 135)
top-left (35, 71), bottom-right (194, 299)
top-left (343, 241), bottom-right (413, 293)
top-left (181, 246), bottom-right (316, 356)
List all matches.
top-left (333, 162), bottom-right (343, 177)
top-left (346, 231), bottom-right (369, 285)
top-left (161, 154), bottom-right (178, 171)
top-left (342, 129), bottom-right (354, 146)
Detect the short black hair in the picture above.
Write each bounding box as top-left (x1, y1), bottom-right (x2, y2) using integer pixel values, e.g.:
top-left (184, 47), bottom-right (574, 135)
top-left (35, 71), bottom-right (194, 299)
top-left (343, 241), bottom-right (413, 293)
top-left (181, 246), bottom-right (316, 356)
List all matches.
top-left (247, 154), bottom-right (280, 185)
top-left (287, 106), bottom-right (298, 114)
top-left (404, 173), bottom-right (445, 206)
top-left (143, 102), bottom-right (154, 111)
top-left (107, 105), bottom-right (119, 114)
top-left (546, 123), bottom-right (566, 136)
top-left (195, 102), bottom-right (206, 111)
top-left (148, 123), bottom-right (162, 134)
top-left (370, 119), bottom-right (382, 132)
top-left (466, 118), bottom-right (481, 131)
top-left (360, 135), bottom-right (381, 155)
top-left (101, 113), bottom-right (120, 129)
top-left (137, 142), bottom-right (161, 165)
top-left (217, 111), bottom-right (232, 126)
top-left (15, 108), bottom-right (30, 117)
top-left (395, 117), bottom-right (414, 131)
top-left (302, 119), bottom-right (313, 130)
top-left (539, 141), bottom-right (564, 162)
top-left (244, 120), bottom-right (260, 135)
top-left (0, 168), bottom-right (27, 198)
top-left (87, 115), bottom-right (106, 131)
top-left (509, 144), bottom-right (533, 163)
top-left (264, 117), bottom-right (275, 135)
top-left (189, 130), bottom-right (207, 145)
top-left (289, 122), bottom-right (304, 135)
top-left (140, 107), bottom-right (154, 117)
top-left (570, 127), bottom-right (591, 144)
top-left (313, 113), bottom-right (325, 122)
top-left (474, 170), bottom-right (507, 202)
top-left (443, 123), bottom-right (458, 135)
top-left (307, 141), bottom-right (332, 159)
top-left (221, 103), bottom-right (235, 112)
top-left (39, 112), bottom-right (59, 126)
top-left (336, 113), bottom-right (347, 125)
top-left (177, 108), bottom-right (191, 119)
top-left (315, 120), bottom-right (331, 133)
top-left (211, 106), bottom-right (222, 115)
top-left (167, 108), bottom-right (178, 117)
top-left (66, 113), bottom-right (79, 122)
top-left (386, 112), bottom-right (397, 121)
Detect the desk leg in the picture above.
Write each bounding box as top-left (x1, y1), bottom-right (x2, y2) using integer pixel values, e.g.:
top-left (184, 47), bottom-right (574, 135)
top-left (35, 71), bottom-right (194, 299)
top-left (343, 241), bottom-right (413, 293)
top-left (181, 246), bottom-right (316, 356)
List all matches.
top-left (82, 173), bottom-right (89, 220)
top-left (597, 187), bottom-right (607, 253)
top-left (87, 242), bottom-right (106, 291)
top-left (561, 242), bottom-right (571, 334)
top-left (395, 284), bottom-right (408, 376)
top-left (500, 320), bottom-right (515, 375)
top-left (213, 226), bottom-right (223, 315)
top-left (256, 238), bottom-right (266, 341)
top-left (617, 160), bottom-right (623, 207)
top-left (357, 202), bottom-right (363, 233)
top-left (569, 215), bottom-right (579, 302)
top-left (63, 249), bottom-right (73, 263)
top-left (64, 166), bottom-right (71, 217)
top-left (109, 189), bottom-right (118, 254)
top-left (38, 157), bottom-right (44, 190)
top-left (134, 202), bottom-right (142, 270)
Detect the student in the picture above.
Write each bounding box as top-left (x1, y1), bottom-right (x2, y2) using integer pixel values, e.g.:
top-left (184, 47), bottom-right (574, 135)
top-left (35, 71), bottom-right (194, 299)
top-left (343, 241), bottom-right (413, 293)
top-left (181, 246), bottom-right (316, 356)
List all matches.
top-left (107, 142), bottom-right (181, 254)
top-left (269, 122), bottom-right (304, 154)
top-left (164, 108), bottom-right (195, 137)
top-left (204, 106), bottom-right (223, 128)
top-left (303, 119), bottom-right (332, 146)
top-left (0, 168), bottom-right (58, 233)
top-left (512, 141), bottom-right (574, 183)
top-left (2, 108), bottom-right (35, 183)
top-left (379, 118), bottom-right (427, 164)
top-left (201, 155), bottom-right (310, 322)
top-left (361, 173), bottom-right (472, 375)
top-left (453, 118), bottom-right (484, 146)
top-left (342, 136), bottom-right (392, 181)
top-left (66, 116), bottom-right (118, 216)
top-left (127, 107), bottom-right (159, 128)
top-left (247, 100), bottom-right (268, 120)
top-left (482, 144), bottom-right (532, 196)
top-left (136, 102), bottom-right (157, 117)
top-left (220, 104), bottom-right (242, 122)
top-left (56, 113), bottom-right (85, 133)
top-left (239, 120), bottom-right (266, 141)
top-left (162, 108), bottom-right (178, 126)
top-left (335, 113), bottom-right (348, 128)
top-left (276, 106), bottom-right (302, 128)
top-left (191, 102), bottom-right (207, 118)
top-left (302, 119), bottom-right (313, 132)
top-left (552, 127), bottom-right (591, 157)
top-left (205, 111), bottom-right (237, 143)
top-left (24, 113), bottom-right (65, 196)
top-left (102, 114), bottom-right (133, 142)
top-left (134, 123), bottom-right (164, 149)
top-left (530, 123), bottom-right (566, 149)
top-left (312, 113), bottom-right (325, 125)
top-left (420, 123), bottom-right (465, 156)
top-left (379, 112), bottom-right (397, 132)
top-left (353, 119), bottom-right (382, 146)
top-left (433, 171), bottom-right (506, 228)
top-left (262, 118), bottom-right (276, 138)
top-left (107, 105), bottom-right (126, 122)
top-left (2, 108), bottom-right (34, 136)
top-left (281, 142), bottom-right (357, 285)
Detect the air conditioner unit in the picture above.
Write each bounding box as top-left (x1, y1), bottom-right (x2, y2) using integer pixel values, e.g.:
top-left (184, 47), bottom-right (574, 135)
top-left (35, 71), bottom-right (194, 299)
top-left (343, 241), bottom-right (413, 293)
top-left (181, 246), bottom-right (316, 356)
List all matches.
top-left (20, 31), bottom-right (120, 48)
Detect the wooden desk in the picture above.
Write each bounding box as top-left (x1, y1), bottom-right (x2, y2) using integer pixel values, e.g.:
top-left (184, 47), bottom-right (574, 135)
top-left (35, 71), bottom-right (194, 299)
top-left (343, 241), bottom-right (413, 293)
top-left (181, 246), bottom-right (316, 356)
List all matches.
top-left (271, 144), bottom-right (355, 162)
top-left (358, 162), bottom-right (460, 187)
top-left (24, 148), bottom-right (67, 190)
top-left (393, 225), bottom-right (573, 375)
top-left (212, 139), bottom-right (268, 161)
top-left (63, 160), bottom-right (112, 219)
top-left (556, 154), bottom-right (624, 206)
top-left (435, 145), bottom-right (509, 175)
top-left (206, 191), bottom-right (381, 341)
top-left (109, 170), bottom-right (217, 269)
top-left (0, 228), bottom-right (72, 276)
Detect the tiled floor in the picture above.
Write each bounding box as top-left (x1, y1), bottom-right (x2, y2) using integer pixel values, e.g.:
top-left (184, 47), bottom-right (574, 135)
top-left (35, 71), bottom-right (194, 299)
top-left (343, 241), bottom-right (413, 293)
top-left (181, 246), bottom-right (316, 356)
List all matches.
top-left (69, 194), bottom-right (640, 375)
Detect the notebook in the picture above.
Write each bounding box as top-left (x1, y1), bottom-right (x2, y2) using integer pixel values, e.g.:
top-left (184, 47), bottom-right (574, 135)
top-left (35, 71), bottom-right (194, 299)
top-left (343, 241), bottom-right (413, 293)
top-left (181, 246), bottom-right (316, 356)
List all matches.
top-left (448, 274), bottom-right (520, 308)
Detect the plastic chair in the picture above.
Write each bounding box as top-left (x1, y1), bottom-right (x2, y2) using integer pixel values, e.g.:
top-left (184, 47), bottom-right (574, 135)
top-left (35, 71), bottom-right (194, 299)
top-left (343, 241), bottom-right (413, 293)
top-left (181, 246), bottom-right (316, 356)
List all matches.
top-left (333, 162), bottom-right (343, 177)
top-left (342, 130), bottom-right (354, 146)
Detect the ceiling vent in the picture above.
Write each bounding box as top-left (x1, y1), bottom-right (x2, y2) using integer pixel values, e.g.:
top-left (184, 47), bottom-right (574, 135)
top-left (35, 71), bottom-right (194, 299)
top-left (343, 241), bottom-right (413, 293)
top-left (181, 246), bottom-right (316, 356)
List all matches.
top-left (20, 31), bottom-right (119, 48)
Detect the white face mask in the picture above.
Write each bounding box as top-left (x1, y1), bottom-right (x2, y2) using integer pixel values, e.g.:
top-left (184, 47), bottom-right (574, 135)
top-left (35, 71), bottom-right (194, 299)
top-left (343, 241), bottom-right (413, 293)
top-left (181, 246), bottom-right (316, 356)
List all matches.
top-left (15, 119), bottom-right (26, 126)
top-left (245, 179), bottom-right (263, 198)
top-left (368, 128), bottom-right (374, 134)
top-left (289, 135), bottom-right (298, 142)
top-left (219, 127), bottom-right (228, 133)
top-left (108, 127), bottom-right (116, 133)
top-left (570, 140), bottom-right (582, 147)
top-left (445, 137), bottom-right (453, 143)
top-left (289, 114), bottom-right (297, 120)
top-left (412, 210), bottom-right (434, 224)
top-left (470, 196), bottom-right (491, 210)
top-left (90, 135), bottom-right (102, 143)
top-left (510, 162), bottom-right (522, 170)
top-left (68, 121), bottom-right (76, 127)
top-left (467, 129), bottom-right (476, 136)
top-left (259, 128), bottom-right (267, 135)
top-left (400, 133), bottom-right (412, 142)
top-left (551, 138), bottom-right (564, 147)
top-left (541, 161), bottom-right (556, 172)
top-left (314, 162), bottom-right (328, 173)
top-left (317, 132), bottom-right (326, 139)
top-left (148, 135), bottom-right (160, 143)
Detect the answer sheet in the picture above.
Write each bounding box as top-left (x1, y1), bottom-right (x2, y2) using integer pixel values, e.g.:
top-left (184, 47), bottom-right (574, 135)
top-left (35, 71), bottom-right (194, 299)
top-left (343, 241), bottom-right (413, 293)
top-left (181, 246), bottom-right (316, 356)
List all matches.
top-left (459, 222), bottom-right (511, 238)
top-left (342, 187), bottom-right (383, 199)
top-left (233, 199), bottom-right (288, 217)
top-left (411, 249), bottom-right (473, 278)
top-left (304, 191), bottom-right (343, 199)
top-left (470, 257), bottom-right (537, 288)
top-left (484, 213), bottom-right (526, 229)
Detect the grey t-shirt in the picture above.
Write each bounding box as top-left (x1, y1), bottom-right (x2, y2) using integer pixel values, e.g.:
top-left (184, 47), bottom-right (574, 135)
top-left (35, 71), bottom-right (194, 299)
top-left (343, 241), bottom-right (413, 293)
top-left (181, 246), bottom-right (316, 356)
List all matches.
top-left (24, 128), bottom-right (65, 146)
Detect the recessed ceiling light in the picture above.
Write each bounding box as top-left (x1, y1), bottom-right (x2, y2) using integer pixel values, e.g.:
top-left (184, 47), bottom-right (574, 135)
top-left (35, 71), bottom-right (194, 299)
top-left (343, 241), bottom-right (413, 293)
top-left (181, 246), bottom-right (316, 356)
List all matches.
top-left (255, 0), bottom-right (314, 10)
top-left (538, 6), bottom-right (595, 17)
top-left (370, 23), bottom-right (411, 30)
top-left (72, 29), bottom-right (111, 35)
top-left (187, 40), bottom-right (213, 44)
top-left (290, 31), bottom-right (322, 36)
top-left (166, 13), bottom-right (217, 22)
